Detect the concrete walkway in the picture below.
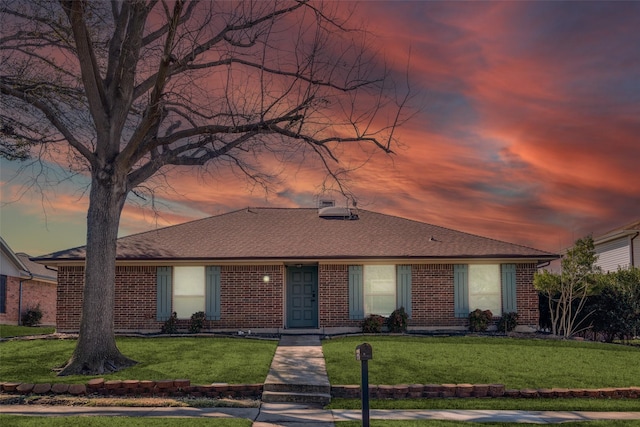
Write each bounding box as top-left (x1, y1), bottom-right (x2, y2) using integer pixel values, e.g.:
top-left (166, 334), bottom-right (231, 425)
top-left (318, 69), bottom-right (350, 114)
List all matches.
top-left (262, 335), bottom-right (331, 405)
top-left (3, 404), bottom-right (640, 424)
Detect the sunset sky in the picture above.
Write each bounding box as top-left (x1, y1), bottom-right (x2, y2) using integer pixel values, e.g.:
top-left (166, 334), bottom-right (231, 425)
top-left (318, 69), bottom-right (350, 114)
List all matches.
top-left (1, 1), bottom-right (639, 256)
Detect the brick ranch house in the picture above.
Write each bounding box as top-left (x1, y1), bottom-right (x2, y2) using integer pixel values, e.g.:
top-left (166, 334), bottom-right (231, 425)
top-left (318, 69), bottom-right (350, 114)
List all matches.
top-left (35, 207), bottom-right (558, 334)
top-left (1, 236), bottom-right (57, 326)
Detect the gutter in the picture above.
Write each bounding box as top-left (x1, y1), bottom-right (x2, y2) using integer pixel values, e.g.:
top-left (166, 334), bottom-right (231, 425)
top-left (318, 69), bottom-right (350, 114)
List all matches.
top-left (631, 232), bottom-right (639, 268)
top-left (536, 261), bottom-right (551, 269)
top-left (18, 271), bottom-right (33, 326)
top-left (594, 230), bottom-right (639, 246)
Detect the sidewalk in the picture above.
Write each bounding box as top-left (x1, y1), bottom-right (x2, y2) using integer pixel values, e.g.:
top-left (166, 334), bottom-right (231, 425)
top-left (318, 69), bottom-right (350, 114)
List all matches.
top-left (3, 404), bottom-right (640, 424)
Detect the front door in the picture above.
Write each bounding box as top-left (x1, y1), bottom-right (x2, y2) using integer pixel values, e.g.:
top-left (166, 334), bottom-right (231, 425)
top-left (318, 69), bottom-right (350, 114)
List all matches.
top-left (287, 266), bottom-right (318, 328)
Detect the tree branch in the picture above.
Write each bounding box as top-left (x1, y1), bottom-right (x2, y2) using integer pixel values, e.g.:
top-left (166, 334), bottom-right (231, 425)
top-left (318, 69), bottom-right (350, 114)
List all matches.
top-left (0, 83), bottom-right (93, 162)
top-left (59, 0), bottom-right (109, 148)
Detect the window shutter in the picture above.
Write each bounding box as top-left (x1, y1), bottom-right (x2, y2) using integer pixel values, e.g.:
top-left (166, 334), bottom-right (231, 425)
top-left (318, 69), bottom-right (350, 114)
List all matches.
top-left (348, 265), bottom-right (364, 320)
top-left (453, 264), bottom-right (469, 318)
top-left (397, 265), bottom-right (412, 318)
top-left (156, 267), bottom-right (172, 321)
top-left (205, 266), bottom-right (221, 320)
top-left (501, 264), bottom-right (517, 313)
top-left (0, 275), bottom-right (7, 314)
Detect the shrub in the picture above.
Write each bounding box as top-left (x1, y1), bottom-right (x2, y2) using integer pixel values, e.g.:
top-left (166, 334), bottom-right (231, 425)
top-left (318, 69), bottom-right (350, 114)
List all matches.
top-left (161, 312), bottom-right (179, 334)
top-left (497, 312), bottom-right (519, 332)
top-left (592, 268), bottom-right (640, 342)
top-left (468, 309), bottom-right (493, 332)
top-left (386, 307), bottom-right (408, 333)
top-left (189, 311), bottom-right (207, 334)
top-left (21, 305), bottom-right (43, 327)
top-left (362, 314), bottom-right (385, 333)
top-left (21, 306), bottom-right (43, 327)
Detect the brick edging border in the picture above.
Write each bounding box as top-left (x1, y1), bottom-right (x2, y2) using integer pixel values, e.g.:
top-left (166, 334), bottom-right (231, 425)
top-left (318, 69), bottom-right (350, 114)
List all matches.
top-left (2, 380), bottom-right (639, 400)
top-left (331, 384), bottom-right (640, 399)
top-left (0, 379), bottom-right (263, 399)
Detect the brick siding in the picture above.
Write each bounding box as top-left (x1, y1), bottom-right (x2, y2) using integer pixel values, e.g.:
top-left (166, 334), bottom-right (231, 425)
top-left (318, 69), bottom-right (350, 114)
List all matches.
top-left (515, 263), bottom-right (539, 326)
top-left (212, 265), bottom-right (284, 329)
top-left (56, 262), bottom-right (540, 332)
top-left (56, 267), bottom-right (83, 331)
top-left (410, 263), bottom-right (467, 328)
top-left (318, 264), bottom-right (361, 328)
top-left (0, 275), bottom-right (56, 326)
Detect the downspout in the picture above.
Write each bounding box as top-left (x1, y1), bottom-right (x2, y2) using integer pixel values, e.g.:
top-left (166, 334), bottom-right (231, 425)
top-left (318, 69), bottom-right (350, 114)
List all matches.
top-left (536, 261), bottom-right (551, 269)
top-left (630, 232), bottom-right (639, 268)
top-left (18, 271), bottom-right (33, 326)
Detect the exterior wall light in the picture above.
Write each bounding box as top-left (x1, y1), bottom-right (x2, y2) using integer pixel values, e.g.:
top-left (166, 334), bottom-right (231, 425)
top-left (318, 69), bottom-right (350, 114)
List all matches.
top-left (263, 275), bottom-right (270, 283)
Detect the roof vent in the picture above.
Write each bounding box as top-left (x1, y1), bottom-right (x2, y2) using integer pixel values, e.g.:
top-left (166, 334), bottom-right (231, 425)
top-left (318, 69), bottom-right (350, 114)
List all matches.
top-left (318, 206), bottom-right (358, 220)
top-left (318, 199), bottom-right (335, 209)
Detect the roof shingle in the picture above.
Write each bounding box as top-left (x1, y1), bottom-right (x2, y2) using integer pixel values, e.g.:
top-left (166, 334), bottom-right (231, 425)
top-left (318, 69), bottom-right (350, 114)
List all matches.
top-left (36, 208), bottom-right (557, 262)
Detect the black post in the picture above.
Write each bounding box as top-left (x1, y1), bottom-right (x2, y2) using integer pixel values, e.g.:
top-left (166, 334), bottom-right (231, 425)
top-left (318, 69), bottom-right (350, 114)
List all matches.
top-left (361, 358), bottom-right (370, 427)
top-left (356, 343), bottom-right (372, 427)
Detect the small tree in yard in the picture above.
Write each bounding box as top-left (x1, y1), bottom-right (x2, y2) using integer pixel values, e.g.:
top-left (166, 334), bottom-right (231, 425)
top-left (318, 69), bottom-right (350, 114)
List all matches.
top-left (534, 235), bottom-right (601, 338)
top-left (1, 0), bottom-right (410, 375)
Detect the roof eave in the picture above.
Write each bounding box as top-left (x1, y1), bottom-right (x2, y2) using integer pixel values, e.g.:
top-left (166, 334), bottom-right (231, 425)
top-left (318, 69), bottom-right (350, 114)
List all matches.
top-left (1, 237), bottom-right (29, 271)
top-left (594, 230), bottom-right (640, 246)
top-left (35, 253), bottom-right (559, 267)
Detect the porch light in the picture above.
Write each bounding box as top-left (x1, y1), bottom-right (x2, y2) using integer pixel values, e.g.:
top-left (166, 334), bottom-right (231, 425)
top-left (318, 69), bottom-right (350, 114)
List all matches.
top-left (263, 275), bottom-right (270, 283)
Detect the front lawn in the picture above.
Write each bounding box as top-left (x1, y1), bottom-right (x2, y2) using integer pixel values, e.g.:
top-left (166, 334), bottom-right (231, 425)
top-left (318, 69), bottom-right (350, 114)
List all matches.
top-left (0, 325), bottom-right (56, 338)
top-left (0, 337), bottom-right (277, 384)
top-left (323, 336), bottom-right (640, 389)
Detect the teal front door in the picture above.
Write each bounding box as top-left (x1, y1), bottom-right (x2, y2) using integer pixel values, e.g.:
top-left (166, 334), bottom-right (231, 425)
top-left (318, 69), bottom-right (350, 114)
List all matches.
top-left (287, 266), bottom-right (318, 328)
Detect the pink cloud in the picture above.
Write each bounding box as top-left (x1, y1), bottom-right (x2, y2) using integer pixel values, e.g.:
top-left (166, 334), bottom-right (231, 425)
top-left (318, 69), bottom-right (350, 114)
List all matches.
top-left (5, 2), bottom-right (639, 255)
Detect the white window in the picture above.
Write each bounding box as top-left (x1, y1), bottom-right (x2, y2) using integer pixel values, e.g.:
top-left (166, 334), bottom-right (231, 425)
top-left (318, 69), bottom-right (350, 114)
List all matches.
top-left (364, 265), bottom-right (396, 316)
top-left (468, 264), bottom-right (501, 316)
top-left (173, 266), bottom-right (205, 318)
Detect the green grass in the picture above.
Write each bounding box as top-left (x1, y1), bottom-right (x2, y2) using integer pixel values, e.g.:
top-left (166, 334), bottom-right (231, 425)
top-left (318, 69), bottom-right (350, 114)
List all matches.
top-left (336, 421), bottom-right (640, 427)
top-left (327, 398), bottom-right (640, 411)
top-left (0, 337), bottom-right (277, 384)
top-left (0, 415), bottom-right (251, 427)
top-left (0, 325), bottom-right (55, 338)
top-left (323, 336), bottom-right (640, 389)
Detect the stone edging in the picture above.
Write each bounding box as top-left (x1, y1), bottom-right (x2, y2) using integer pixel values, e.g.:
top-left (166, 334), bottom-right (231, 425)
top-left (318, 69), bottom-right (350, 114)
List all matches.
top-left (331, 384), bottom-right (640, 399)
top-left (1, 379), bottom-right (263, 399)
top-left (2, 380), bottom-right (639, 400)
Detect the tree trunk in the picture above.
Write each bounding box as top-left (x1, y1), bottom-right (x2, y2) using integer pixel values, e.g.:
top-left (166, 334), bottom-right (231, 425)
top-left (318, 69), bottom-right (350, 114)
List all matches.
top-left (58, 171), bottom-right (136, 376)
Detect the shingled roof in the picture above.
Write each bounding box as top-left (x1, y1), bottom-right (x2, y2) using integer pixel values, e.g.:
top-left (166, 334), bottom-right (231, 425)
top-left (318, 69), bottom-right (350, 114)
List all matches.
top-left (35, 208), bottom-right (557, 263)
top-left (594, 219), bottom-right (640, 245)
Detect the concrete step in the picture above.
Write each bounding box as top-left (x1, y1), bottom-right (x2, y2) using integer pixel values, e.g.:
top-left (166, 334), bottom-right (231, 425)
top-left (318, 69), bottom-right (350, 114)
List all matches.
top-left (261, 390), bottom-right (331, 406)
top-left (263, 382), bottom-right (330, 394)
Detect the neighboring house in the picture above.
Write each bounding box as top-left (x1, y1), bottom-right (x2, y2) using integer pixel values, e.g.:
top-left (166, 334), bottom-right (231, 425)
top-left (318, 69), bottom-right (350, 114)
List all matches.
top-left (35, 207), bottom-right (557, 334)
top-left (593, 220), bottom-right (640, 272)
top-left (0, 236), bottom-right (57, 326)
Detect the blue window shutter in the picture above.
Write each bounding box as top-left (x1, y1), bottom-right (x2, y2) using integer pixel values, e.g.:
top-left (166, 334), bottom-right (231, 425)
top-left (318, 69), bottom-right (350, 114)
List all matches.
top-left (156, 267), bottom-right (172, 321)
top-left (453, 264), bottom-right (469, 318)
top-left (502, 264), bottom-right (517, 313)
top-left (0, 275), bottom-right (7, 314)
top-left (348, 265), bottom-right (364, 320)
top-left (206, 266), bottom-right (221, 320)
top-left (397, 265), bottom-right (412, 318)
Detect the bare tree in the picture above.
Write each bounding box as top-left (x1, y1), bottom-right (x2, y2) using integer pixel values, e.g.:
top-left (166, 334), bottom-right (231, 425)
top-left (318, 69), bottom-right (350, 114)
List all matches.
top-left (0, 0), bottom-right (410, 375)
